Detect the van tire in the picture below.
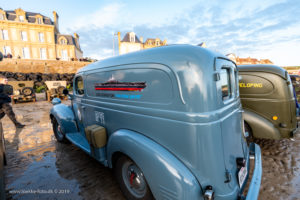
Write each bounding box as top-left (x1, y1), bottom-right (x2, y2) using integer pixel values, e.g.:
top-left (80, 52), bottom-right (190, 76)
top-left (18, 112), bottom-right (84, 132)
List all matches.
top-left (115, 155), bottom-right (153, 200)
top-left (52, 118), bottom-right (69, 144)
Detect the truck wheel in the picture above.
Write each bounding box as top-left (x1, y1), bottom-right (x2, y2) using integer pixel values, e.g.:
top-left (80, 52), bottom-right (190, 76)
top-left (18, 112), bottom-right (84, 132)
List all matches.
top-left (244, 122), bottom-right (254, 144)
top-left (57, 86), bottom-right (66, 95)
top-left (22, 87), bottom-right (33, 96)
top-left (115, 156), bottom-right (153, 200)
top-left (52, 118), bottom-right (69, 144)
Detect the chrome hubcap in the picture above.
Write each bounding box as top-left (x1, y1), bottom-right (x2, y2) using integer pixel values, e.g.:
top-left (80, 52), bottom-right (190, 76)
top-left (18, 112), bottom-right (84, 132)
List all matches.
top-left (56, 124), bottom-right (63, 138)
top-left (122, 161), bottom-right (146, 198)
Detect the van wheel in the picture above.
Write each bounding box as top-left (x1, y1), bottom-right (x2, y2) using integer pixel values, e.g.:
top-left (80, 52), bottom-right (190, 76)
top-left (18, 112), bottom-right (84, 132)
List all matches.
top-left (52, 118), bottom-right (69, 144)
top-left (244, 122), bottom-right (253, 144)
top-left (115, 156), bottom-right (153, 200)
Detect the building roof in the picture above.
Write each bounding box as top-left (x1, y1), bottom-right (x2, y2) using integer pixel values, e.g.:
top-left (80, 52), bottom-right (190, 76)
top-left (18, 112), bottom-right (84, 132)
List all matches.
top-left (121, 32), bottom-right (141, 43)
top-left (2, 9), bottom-right (53, 25)
top-left (55, 34), bottom-right (82, 51)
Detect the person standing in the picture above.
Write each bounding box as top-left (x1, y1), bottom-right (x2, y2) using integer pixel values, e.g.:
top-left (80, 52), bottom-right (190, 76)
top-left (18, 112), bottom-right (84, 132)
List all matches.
top-left (0, 73), bottom-right (25, 129)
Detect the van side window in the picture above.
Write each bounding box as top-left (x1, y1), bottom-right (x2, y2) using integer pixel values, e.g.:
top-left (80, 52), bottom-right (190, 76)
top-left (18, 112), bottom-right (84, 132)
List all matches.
top-left (220, 68), bottom-right (231, 101)
top-left (75, 76), bottom-right (84, 95)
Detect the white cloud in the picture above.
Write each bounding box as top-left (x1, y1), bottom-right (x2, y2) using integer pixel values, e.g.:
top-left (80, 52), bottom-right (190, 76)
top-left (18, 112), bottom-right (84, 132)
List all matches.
top-left (71, 3), bottom-right (125, 30)
top-left (72, 0), bottom-right (300, 67)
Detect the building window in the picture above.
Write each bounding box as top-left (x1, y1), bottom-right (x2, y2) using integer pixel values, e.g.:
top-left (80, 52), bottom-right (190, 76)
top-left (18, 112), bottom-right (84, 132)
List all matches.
top-left (61, 50), bottom-right (68, 60)
top-left (0, 14), bottom-right (4, 20)
top-left (130, 35), bottom-right (135, 42)
top-left (21, 31), bottom-right (27, 41)
top-left (37, 17), bottom-right (42, 24)
top-left (22, 47), bottom-right (30, 59)
top-left (60, 39), bottom-right (66, 45)
top-left (38, 32), bottom-right (44, 42)
top-left (1, 30), bottom-right (9, 40)
top-left (40, 48), bottom-right (47, 60)
top-left (156, 41), bottom-right (160, 46)
top-left (19, 15), bottom-right (24, 22)
top-left (3, 46), bottom-right (11, 56)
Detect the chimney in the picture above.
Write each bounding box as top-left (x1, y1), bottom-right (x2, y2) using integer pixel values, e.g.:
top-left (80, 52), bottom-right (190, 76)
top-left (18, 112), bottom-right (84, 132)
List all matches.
top-left (53, 11), bottom-right (59, 32)
top-left (74, 33), bottom-right (79, 39)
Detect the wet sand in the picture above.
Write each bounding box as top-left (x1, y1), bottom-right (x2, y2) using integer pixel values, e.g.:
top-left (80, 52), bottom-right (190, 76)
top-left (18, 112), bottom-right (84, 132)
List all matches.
top-left (2, 99), bottom-right (300, 199)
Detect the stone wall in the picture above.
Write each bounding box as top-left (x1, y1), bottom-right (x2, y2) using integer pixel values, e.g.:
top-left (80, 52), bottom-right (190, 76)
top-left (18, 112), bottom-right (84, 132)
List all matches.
top-left (0, 59), bottom-right (91, 74)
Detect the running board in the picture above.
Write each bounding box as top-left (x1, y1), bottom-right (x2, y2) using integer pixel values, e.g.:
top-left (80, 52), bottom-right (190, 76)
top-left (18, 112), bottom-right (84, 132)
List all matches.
top-left (66, 132), bottom-right (91, 154)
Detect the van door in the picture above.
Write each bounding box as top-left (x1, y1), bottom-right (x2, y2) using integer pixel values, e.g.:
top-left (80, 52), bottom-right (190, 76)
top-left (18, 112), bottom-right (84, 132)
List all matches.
top-left (73, 75), bottom-right (86, 134)
top-left (216, 58), bottom-right (248, 187)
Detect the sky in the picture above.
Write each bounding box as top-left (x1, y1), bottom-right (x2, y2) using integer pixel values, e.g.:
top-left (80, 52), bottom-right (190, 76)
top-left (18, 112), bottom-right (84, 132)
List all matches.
top-left (1, 0), bottom-right (300, 66)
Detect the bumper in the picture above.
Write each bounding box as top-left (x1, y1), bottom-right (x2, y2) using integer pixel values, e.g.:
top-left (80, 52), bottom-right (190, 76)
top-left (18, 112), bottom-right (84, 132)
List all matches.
top-left (245, 143), bottom-right (262, 200)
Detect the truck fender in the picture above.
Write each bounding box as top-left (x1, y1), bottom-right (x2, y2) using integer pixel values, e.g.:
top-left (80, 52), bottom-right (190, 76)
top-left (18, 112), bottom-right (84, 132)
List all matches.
top-left (243, 110), bottom-right (281, 139)
top-left (107, 129), bottom-right (202, 200)
top-left (50, 104), bottom-right (78, 134)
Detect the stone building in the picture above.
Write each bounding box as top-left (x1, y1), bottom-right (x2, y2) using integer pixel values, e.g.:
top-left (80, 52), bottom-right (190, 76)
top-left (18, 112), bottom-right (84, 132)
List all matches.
top-left (226, 53), bottom-right (273, 65)
top-left (117, 32), bottom-right (167, 55)
top-left (0, 8), bottom-right (82, 60)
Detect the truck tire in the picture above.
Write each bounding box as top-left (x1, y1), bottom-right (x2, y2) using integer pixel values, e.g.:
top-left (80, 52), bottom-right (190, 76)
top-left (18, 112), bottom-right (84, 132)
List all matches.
top-left (57, 86), bottom-right (66, 95)
top-left (22, 87), bottom-right (33, 96)
top-left (52, 118), bottom-right (70, 144)
top-left (244, 121), bottom-right (254, 144)
top-left (115, 155), bottom-right (153, 200)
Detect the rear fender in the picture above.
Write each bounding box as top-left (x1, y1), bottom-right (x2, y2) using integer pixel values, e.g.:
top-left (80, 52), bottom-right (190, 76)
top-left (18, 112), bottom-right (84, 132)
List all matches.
top-left (107, 129), bottom-right (202, 200)
top-left (50, 104), bottom-right (78, 134)
top-left (243, 110), bottom-right (281, 139)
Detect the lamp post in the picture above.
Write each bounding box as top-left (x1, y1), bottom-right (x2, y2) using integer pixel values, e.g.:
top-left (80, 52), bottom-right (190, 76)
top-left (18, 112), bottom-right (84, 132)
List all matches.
top-left (113, 32), bottom-right (118, 56)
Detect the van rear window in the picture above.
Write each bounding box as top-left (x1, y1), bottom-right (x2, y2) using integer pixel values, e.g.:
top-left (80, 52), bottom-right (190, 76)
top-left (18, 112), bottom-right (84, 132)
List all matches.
top-left (220, 68), bottom-right (231, 100)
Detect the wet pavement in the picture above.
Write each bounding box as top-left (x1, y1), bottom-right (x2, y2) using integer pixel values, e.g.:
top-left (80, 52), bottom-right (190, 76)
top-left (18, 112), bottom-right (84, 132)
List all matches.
top-left (1, 98), bottom-right (300, 200)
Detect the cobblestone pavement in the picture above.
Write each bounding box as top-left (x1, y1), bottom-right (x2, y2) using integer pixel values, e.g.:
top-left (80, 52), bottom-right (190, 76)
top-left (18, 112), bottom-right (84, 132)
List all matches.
top-left (2, 99), bottom-right (300, 200)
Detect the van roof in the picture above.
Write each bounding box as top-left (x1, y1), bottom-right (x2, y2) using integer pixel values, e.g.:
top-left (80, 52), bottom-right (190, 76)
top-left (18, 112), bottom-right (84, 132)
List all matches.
top-left (237, 64), bottom-right (287, 79)
top-left (77, 44), bottom-right (227, 73)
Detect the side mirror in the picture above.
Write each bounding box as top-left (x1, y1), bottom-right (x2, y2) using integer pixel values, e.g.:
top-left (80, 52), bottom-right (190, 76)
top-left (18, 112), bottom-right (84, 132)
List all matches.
top-left (63, 88), bottom-right (69, 95)
top-left (52, 98), bottom-right (61, 105)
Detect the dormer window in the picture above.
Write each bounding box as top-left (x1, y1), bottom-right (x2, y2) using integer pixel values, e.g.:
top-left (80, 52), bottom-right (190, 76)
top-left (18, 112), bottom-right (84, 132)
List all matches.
top-left (19, 15), bottom-right (24, 22)
top-left (60, 38), bottom-right (66, 45)
top-left (37, 17), bottom-right (42, 24)
top-left (129, 32), bottom-right (135, 43)
top-left (130, 35), bottom-right (135, 42)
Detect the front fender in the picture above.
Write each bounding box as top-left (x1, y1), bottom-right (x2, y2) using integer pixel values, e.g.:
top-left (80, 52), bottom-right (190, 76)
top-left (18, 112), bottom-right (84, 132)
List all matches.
top-left (107, 129), bottom-right (202, 200)
top-left (50, 104), bottom-right (78, 134)
top-left (243, 110), bottom-right (281, 139)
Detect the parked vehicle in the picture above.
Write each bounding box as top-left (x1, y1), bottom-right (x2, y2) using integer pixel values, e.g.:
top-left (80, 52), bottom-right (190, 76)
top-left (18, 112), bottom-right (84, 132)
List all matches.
top-left (238, 65), bottom-right (297, 140)
top-left (50, 45), bottom-right (262, 200)
top-left (45, 81), bottom-right (67, 102)
top-left (9, 81), bottom-right (36, 104)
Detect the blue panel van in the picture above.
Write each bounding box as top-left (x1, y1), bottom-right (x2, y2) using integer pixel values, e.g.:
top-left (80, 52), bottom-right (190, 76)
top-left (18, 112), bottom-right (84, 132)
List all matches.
top-left (50, 45), bottom-right (262, 200)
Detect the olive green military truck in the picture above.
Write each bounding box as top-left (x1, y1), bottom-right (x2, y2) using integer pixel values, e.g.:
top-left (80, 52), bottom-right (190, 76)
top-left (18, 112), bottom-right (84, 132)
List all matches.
top-left (8, 81), bottom-right (36, 104)
top-left (238, 65), bottom-right (297, 140)
top-left (45, 81), bottom-right (67, 102)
